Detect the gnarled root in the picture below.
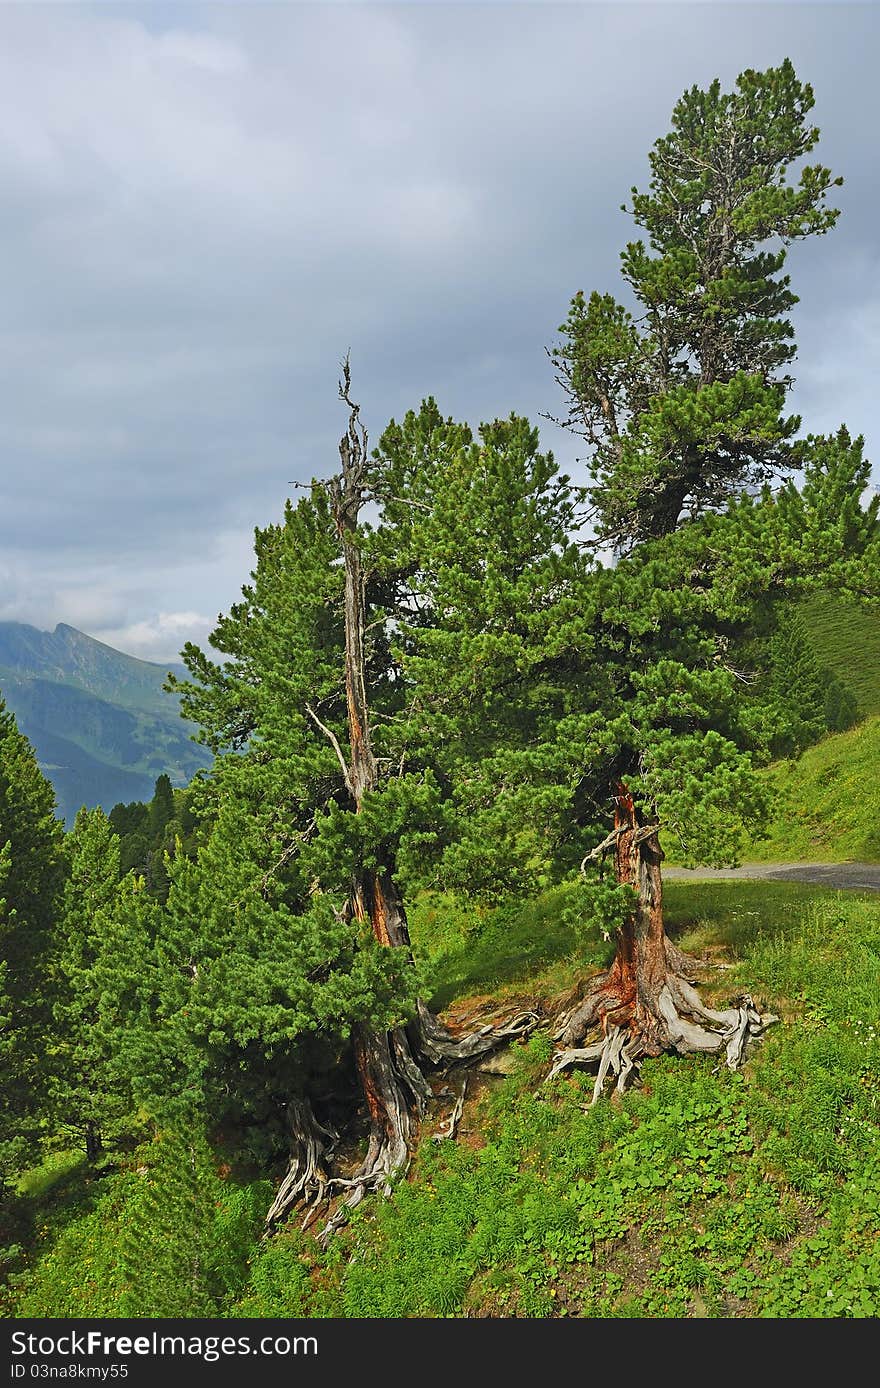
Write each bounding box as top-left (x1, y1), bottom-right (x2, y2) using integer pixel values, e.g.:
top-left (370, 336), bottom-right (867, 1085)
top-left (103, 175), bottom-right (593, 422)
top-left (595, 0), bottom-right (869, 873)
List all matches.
top-left (316, 1007), bottom-right (539, 1243)
top-left (265, 1096), bottom-right (337, 1230)
top-left (316, 1024), bottom-right (424, 1246)
top-left (432, 1076), bottom-right (468, 1142)
top-left (548, 1025), bottom-right (641, 1102)
top-left (267, 1004), bottom-right (539, 1242)
top-left (415, 999), bottom-right (538, 1065)
top-left (549, 966), bottom-right (778, 1101)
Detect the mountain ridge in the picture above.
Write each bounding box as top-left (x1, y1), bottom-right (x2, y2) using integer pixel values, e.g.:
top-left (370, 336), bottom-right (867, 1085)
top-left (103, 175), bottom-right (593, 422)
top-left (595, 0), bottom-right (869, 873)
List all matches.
top-left (0, 621), bottom-right (212, 822)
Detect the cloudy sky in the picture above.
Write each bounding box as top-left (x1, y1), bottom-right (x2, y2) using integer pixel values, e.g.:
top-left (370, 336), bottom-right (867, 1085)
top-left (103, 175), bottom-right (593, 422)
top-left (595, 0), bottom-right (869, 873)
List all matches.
top-left (1, 1), bottom-right (877, 662)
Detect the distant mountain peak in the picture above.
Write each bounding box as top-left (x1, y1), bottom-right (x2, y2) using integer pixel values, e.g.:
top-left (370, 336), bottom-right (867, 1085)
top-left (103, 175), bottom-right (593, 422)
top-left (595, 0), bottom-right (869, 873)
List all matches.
top-left (0, 619), bottom-right (211, 822)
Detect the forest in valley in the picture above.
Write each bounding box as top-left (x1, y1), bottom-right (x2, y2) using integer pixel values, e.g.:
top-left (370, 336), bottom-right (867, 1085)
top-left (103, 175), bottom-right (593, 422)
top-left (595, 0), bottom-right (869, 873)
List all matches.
top-left (2, 60), bottom-right (880, 1320)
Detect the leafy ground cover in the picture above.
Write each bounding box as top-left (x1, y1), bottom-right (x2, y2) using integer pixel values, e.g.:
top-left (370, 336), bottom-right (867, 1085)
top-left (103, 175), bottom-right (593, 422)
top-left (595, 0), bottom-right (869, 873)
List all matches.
top-left (5, 880), bottom-right (879, 1318)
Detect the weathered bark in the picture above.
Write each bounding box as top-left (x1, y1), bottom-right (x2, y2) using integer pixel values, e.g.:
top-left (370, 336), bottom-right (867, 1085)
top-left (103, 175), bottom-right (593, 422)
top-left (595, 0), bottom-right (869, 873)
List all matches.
top-left (553, 783), bottom-right (777, 1097)
top-left (84, 1121), bottom-right (102, 1165)
top-left (268, 364), bottom-right (535, 1238)
top-left (315, 1023), bottom-right (424, 1246)
top-left (266, 1097), bottom-right (336, 1229)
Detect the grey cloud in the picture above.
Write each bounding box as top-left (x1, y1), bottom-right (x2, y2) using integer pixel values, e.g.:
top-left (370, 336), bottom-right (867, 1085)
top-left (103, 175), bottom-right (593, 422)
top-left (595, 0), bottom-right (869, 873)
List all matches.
top-left (0, 2), bottom-right (877, 660)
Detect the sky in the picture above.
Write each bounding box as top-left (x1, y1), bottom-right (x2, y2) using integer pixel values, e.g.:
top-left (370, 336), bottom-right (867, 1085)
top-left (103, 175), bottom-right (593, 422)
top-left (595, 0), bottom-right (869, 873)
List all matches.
top-left (1, 1), bottom-right (877, 663)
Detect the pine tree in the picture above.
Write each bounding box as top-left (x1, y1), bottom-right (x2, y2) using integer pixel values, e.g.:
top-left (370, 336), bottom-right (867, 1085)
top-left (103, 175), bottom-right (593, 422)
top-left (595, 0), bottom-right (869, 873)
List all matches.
top-left (765, 610), bottom-right (827, 755)
top-left (0, 700), bottom-right (65, 1200)
top-left (52, 807), bottom-right (134, 1162)
top-left (823, 678), bottom-right (860, 734)
top-left (551, 59), bottom-right (841, 549)
top-left (153, 450), bottom-right (423, 1232)
top-left (148, 774), bottom-right (175, 838)
top-left (543, 67), bottom-right (879, 1084)
top-left (162, 375), bottom-right (560, 1234)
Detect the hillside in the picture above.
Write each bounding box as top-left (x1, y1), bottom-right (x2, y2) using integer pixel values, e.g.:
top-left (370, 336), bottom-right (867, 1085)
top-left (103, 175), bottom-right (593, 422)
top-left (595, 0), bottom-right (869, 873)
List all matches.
top-left (0, 622), bottom-right (211, 822)
top-left (7, 878), bottom-right (880, 1318)
top-left (729, 591), bottom-right (880, 865)
top-left (745, 715), bottom-right (880, 863)
top-left (801, 592), bottom-right (880, 717)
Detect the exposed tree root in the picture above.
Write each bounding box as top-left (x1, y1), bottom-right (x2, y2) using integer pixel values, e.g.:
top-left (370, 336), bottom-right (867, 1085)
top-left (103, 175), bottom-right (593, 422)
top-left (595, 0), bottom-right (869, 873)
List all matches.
top-left (415, 999), bottom-right (538, 1065)
top-left (266, 1004), bottom-right (538, 1241)
top-left (432, 1076), bottom-right (468, 1142)
top-left (549, 965), bottom-right (778, 1101)
top-left (551, 786), bottom-right (779, 1098)
top-left (314, 1025), bottom-right (420, 1246)
top-left (265, 1096), bottom-right (337, 1230)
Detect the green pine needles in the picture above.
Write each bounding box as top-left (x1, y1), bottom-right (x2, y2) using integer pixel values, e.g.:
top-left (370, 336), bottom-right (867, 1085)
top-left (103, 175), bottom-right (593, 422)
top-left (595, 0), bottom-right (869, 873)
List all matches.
top-left (552, 58), bottom-right (842, 549)
top-left (3, 58), bottom-right (879, 1315)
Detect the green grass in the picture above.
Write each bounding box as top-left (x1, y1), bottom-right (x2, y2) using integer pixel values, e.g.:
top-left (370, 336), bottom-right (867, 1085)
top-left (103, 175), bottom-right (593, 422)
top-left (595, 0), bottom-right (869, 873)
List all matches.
top-left (228, 887), bottom-right (880, 1319)
top-left (7, 879), bottom-right (880, 1319)
top-left (409, 882), bottom-right (611, 1010)
top-left (664, 879), bottom-right (834, 953)
top-left (732, 592), bottom-right (880, 867)
top-left (409, 879), bottom-right (831, 1012)
top-left (16, 1150), bottom-right (86, 1202)
top-left (801, 592), bottom-right (880, 717)
top-left (745, 715), bottom-right (880, 863)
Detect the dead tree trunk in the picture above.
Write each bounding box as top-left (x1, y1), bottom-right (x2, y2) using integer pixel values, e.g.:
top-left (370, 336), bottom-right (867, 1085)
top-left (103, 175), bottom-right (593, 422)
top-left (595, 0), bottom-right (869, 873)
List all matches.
top-left (269, 362), bottom-right (533, 1236)
top-left (551, 783), bottom-right (776, 1097)
top-left (331, 364), bottom-right (430, 1212)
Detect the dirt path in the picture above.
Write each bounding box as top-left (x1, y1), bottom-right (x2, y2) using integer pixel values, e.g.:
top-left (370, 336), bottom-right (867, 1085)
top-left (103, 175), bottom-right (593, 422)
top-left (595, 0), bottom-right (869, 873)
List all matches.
top-left (664, 862), bottom-right (880, 892)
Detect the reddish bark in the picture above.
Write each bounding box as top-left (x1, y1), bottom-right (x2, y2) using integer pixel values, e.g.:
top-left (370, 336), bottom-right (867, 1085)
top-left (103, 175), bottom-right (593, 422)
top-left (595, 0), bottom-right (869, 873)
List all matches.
top-left (562, 782), bottom-right (670, 1054)
top-left (608, 783), bottom-right (667, 1053)
top-left (353, 1026), bottom-right (390, 1130)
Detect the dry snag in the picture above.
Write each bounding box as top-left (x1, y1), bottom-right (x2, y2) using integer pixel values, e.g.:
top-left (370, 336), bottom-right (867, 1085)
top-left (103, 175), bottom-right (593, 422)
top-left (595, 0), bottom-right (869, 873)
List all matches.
top-left (267, 363), bottom-right (536, 1241)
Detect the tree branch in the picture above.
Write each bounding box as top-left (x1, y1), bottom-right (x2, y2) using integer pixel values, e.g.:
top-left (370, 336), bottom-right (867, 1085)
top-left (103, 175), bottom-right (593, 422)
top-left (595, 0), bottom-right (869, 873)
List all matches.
top-left (580, 821), bottom-right (662, 874)
top-left (305, 703), bottom-right (354, 796)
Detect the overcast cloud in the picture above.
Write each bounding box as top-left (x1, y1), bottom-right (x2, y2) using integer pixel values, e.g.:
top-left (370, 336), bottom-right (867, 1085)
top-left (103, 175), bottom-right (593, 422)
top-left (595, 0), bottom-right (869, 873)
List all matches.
top-left (1, 2), bottom-right (877, 661)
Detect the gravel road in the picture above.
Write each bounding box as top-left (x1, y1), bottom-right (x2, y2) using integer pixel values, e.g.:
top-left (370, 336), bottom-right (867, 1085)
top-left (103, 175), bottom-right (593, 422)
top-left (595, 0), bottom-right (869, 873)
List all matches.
top-left (663, 862), bottom-right (880, 891)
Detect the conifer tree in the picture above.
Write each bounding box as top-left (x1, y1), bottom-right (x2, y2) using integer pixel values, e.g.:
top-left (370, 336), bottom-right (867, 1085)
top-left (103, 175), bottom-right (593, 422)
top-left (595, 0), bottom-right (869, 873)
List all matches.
top-left (148, 774), bottom-right (175, 838)
top-left (544, 65), bottom-right (879, 1086)
top-left (764, 610), bottom-right (827, 755)
top-left (552, 59), bottom-right (841, 549)
top-left (152, 448), bottom-right (426, 1229)
top-left (163, 376), bottom-right (559, 1232)
top-left (52, 807), bottom-right (132, 1162)
top-left (0, 700), bottom-right (64, 1201)
top-left (823, 677), bottom-right (859, 734)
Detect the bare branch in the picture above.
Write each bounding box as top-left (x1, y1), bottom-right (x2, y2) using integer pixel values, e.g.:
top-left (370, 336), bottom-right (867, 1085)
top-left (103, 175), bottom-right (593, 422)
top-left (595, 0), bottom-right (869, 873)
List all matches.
top-left (580, 821), bottom-right (662, 874)
top-left (432, 1076), bottom-right (468, 1142)
top-left (257, 814), bottom-right (319, 896)
top-left (305, 702), bottom-right (354, 796)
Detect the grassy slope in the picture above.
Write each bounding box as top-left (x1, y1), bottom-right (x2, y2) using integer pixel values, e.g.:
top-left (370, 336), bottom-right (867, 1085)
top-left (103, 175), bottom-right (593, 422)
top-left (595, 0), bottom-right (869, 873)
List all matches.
top-left (258, 883), bottom-right (880, 1319)
top-left (6, 599), bottom-right (880, 1315)
top-left (7, 878), bottom-right (880, 1319)
top-left (801, 592), bottom-right (880, 717)
top-left (734, 592), bottom-right (880, 864)
top-left (745, 715), bottom-right (880, 863)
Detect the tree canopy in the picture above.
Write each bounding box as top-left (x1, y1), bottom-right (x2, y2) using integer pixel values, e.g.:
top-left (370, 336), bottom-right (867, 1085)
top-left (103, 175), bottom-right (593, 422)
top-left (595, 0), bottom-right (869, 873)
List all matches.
top-left (3, 58), bottom-right (877, 1262)
top-left (551, 58), bottom-right (842, 548)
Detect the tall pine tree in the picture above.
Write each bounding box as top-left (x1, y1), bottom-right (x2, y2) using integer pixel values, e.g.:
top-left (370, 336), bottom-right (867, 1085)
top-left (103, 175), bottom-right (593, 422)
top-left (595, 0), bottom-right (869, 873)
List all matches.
top-left (543, 56), bottom-right (878, 1082)
top-left (551, 59), bottom-right (841, 548)
top-left (51, 807), bottom-right (134, 1162)
top-left (0, 701), bottom-right (64, 1202)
